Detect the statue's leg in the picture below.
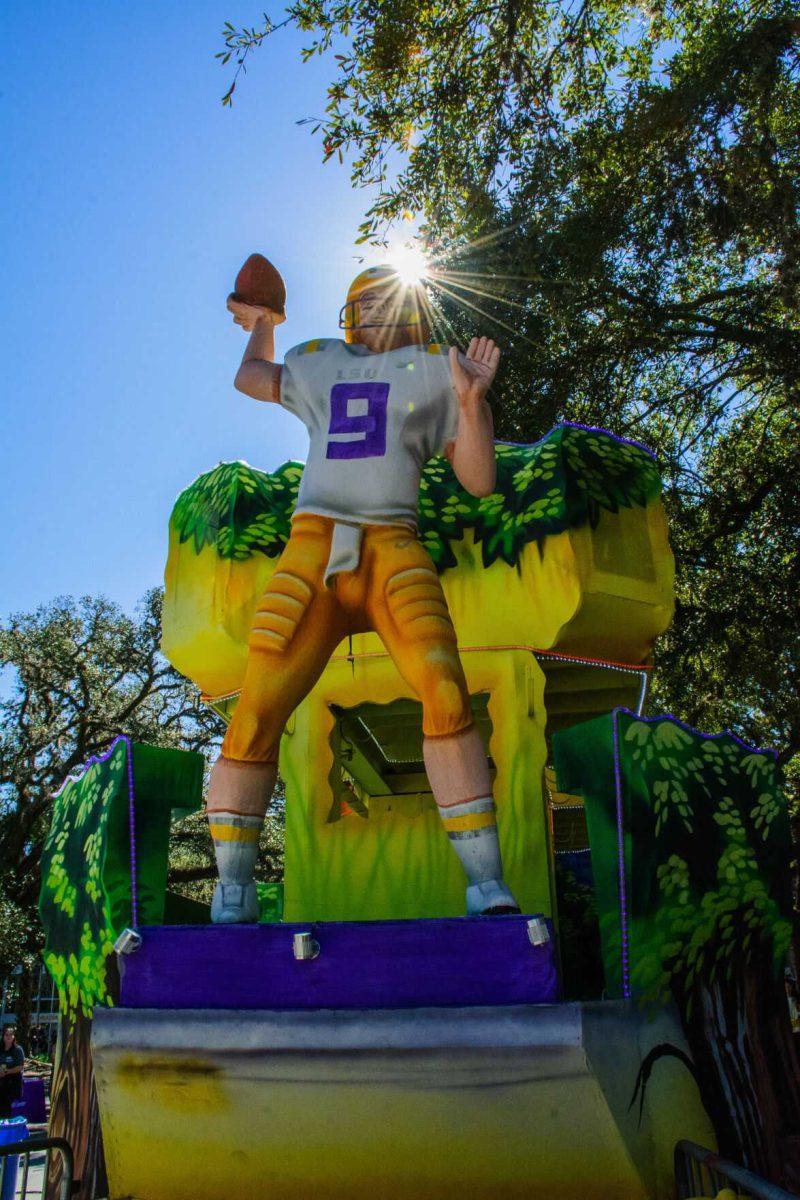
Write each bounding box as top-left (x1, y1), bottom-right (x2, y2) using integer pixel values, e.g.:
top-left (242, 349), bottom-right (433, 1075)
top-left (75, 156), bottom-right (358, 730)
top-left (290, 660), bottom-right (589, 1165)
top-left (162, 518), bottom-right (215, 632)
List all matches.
top-left (208, 516), bottom-right (348, 922)
top-left (207, 760), bottom-right (277, 922)
top-left (366, 528), bottom-right (519, 915)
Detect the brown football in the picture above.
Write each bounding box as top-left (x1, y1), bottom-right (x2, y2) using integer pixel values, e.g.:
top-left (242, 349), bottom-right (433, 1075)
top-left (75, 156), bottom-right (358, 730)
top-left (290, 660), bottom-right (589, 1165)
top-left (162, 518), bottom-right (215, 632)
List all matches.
top-left (230, 253), bottom-right (286, 315)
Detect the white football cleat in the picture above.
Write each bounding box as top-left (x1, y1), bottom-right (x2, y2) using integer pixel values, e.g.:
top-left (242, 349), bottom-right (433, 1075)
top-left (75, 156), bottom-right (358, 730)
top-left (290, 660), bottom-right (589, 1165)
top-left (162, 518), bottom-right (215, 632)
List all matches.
top-left (466, 878), bottom-right (521, 916)
top-left (211, 881), bottom-right (259, 924)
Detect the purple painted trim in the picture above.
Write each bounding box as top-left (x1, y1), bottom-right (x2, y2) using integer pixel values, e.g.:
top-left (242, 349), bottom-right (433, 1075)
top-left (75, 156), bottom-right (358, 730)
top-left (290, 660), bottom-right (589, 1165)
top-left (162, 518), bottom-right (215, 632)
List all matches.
top-left (563, 421), bottom-right (658, 461)
top-left (122, 736), bottom-right (139, 928)
top-left (611, 710), bottom-right (632, 1000)
top-left (612, 707), bottom-right (778, 760)
top-left (494, 421), bottom-right (658, 462)
top-left (51, 733), bottom-right (128, 796)
top-left (119, 916), bottom-right (559, 1011)
top-left (52, 734), bottom-right (139, 928)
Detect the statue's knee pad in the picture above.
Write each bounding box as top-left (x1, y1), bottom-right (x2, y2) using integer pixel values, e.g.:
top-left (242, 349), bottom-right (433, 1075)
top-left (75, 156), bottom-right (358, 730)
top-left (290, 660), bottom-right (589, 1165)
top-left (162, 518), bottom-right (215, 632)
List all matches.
top-left (222, 708), bottom-right (284, 765)
top-left (248, 570), bottom-right (314, 654)
top-left (385, 565), bottom-right (457, 646)
top-left (422, 675), bottom-right (473, 738)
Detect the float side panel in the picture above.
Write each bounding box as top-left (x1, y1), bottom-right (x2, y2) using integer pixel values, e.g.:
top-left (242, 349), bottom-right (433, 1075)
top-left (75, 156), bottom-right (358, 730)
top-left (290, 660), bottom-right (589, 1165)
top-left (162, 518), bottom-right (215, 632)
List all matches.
top-left (93, 1007), bottom-right (647, 1200)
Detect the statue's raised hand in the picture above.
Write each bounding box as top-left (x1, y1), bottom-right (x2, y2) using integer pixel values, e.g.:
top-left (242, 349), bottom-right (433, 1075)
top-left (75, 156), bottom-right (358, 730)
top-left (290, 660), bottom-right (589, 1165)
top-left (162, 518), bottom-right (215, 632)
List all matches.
top-left (449, 337), bottom-right (501, 411)
top-left (226, 296), bottom-right (285, 332)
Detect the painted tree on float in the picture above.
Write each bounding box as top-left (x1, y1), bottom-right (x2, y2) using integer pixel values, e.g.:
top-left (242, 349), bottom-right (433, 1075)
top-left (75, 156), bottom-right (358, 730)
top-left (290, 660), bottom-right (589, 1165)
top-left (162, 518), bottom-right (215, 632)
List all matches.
top-left (39, 741), bottom-right (204, 1200)
top-left (555, 711), bottom-right (799, 1187)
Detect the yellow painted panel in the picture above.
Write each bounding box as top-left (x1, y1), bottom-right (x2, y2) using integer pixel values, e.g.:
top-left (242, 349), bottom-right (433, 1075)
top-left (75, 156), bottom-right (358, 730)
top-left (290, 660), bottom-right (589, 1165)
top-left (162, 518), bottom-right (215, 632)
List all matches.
top-left (161, 497), bottom-right (673, 924)
top-left (161, 498), bottom-right (674, 702)
top-left (161, 531), bottom-right (274, 698)
top-left (282, 651), bottom-right (550, 923)
top-left (97, 1044), bottom-right (648, 1200)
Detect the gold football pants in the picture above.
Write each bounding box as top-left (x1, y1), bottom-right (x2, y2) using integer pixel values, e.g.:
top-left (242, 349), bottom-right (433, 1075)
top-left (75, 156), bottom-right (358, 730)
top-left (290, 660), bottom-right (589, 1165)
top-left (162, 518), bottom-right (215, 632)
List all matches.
top-left (221, 514), bottom-right (474, 764)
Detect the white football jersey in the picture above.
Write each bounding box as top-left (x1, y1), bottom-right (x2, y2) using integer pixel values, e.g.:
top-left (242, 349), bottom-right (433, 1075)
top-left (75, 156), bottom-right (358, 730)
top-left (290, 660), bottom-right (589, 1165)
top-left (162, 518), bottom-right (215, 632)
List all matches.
top-left (279, 338), bottom-right (460, 528)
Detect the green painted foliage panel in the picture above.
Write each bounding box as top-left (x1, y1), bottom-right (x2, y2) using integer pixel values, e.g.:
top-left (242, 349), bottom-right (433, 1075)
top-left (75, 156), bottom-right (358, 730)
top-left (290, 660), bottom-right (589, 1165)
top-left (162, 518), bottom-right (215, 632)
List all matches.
top-left (39, 742), bottom-right (126, 1022)
top-left (170, 425), bottom-right (662, 571)
top-left (553, 712), bottom-right (793, 1004)
top-left (39, 739), bottom-right (204, 1022)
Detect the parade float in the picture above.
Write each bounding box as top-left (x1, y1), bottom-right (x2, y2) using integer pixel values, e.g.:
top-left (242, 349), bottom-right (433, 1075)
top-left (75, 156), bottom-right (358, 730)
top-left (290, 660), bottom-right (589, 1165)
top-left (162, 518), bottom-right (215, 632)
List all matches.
top-left (37, 395), bottom-right (798, 1193)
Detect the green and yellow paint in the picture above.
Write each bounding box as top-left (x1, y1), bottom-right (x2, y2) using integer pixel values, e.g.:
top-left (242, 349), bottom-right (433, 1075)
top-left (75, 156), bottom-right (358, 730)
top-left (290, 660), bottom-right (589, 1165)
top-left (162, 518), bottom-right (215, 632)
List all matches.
top-left (162, 424), bottom-right (674, 923)
top-left (40, 425), bottom-right (757, 1199)
top-left (38, 741), bottom-right (204, 1200)
top-left (555, 711), bottom-right (798, 1181)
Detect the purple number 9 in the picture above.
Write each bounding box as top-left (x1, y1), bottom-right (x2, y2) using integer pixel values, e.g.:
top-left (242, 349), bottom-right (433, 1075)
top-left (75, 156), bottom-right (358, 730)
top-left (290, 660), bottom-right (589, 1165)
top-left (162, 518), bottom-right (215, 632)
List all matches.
top-left (326, 382), bottom-right (389, 460)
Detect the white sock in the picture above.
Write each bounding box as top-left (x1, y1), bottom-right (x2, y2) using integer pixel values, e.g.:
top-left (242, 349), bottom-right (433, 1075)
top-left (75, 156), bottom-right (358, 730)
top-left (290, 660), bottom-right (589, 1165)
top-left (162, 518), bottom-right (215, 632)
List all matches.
top-left (208, 812), bottom-right (262, 885)
top-left (437, 797), bottom-right (503, 884)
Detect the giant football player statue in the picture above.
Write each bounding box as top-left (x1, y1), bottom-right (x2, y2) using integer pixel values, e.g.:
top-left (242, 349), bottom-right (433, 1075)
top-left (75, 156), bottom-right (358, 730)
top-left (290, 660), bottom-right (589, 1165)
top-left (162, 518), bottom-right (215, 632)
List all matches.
top-left (207, 254), bottom-right (520, 922)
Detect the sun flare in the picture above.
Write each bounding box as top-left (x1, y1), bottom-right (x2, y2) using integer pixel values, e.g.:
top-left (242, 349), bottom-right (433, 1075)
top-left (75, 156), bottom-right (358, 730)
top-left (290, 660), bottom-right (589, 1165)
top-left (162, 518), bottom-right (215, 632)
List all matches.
top-left (387, 242), bottom-right (430, 287)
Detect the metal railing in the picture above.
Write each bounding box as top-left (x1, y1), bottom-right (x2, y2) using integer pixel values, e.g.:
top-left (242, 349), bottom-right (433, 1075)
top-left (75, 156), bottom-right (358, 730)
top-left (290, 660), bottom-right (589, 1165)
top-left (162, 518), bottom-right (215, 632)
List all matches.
top-left (675, 1139), bottom-right (799, 1200)
top-left (0, 1135), bottom-right (73, 1200)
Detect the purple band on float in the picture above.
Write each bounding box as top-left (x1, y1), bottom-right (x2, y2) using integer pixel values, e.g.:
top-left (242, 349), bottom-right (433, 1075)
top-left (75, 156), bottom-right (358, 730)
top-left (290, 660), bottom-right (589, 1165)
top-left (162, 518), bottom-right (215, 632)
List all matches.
top-left (119, 916), bottom-right (560, 1011)
top-left (611, 710), bottom-right (631, 999)
top-left (612, 707), bottom-right (778, 760)
top-left (495, 421), bottom-right (658, 462)
top-left (52, 733), bottom-right (127, 795)
top-left (122, 735), bottom-right (139, 929)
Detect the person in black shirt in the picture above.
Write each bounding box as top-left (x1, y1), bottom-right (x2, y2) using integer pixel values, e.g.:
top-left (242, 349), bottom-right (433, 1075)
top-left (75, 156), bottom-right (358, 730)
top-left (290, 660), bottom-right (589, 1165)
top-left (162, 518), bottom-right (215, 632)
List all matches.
top-left (0, 1026), bottom-right (24, 1119)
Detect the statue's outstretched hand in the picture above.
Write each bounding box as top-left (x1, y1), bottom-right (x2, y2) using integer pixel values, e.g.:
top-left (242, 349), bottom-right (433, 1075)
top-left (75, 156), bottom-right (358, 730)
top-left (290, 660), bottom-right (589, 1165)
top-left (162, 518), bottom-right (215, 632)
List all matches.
top-left (449, 337), bottom-right (501, 411)
top-left (227, 296), bottom-right (286, 333)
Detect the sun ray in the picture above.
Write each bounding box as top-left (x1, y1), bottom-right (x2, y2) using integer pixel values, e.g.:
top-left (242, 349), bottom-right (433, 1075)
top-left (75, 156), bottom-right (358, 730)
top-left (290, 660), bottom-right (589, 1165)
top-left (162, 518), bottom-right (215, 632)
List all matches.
top-left (429, 278), bottom-right (539, 347)
top-left (437, 268), bottom-right (558, 285)
top-left (434, 221), bottom-right (525, 260)
top-left (418, 289), bottom-right (457, 346)
top-left (433, 271), bottom-right (535, 314)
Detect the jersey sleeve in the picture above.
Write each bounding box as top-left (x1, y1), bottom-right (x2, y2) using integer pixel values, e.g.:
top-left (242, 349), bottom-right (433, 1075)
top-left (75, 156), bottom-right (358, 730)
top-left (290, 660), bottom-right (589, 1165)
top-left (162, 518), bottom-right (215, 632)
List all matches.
top-left (279, 340), bottom-right (342, 429)
top-left (278, 343), bottom-right (314, 426)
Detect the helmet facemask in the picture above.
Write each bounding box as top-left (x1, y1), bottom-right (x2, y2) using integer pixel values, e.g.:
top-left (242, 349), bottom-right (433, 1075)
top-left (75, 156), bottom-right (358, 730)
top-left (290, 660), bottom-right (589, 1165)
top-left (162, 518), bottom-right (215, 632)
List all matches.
top-left (339, 266), bottom-right (430, 346)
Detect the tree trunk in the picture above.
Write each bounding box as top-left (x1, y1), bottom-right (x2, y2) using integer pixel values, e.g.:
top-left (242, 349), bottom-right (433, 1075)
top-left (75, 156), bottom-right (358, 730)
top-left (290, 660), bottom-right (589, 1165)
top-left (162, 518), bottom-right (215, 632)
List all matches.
top-left (741, 955), bottom-right (800, 1192)
top-left (46, 960), bottom-right (118, 1200)
top-left (46, 1010), bottom-right (108, 1200)
top-left (678, 944), bottom-right (800, 1189)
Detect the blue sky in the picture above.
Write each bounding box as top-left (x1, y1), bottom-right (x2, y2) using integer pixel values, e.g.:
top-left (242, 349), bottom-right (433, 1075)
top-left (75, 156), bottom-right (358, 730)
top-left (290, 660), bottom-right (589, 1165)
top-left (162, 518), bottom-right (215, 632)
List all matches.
top-left (1, 3), bottom-right (388, 617)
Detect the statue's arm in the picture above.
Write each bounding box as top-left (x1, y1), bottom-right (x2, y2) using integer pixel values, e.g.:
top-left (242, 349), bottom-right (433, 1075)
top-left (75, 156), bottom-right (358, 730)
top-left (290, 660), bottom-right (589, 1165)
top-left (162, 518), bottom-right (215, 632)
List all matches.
top-left (227, 299), bottom-right (284, 404)
top-left (444, 339), bottom-right (499, 498)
